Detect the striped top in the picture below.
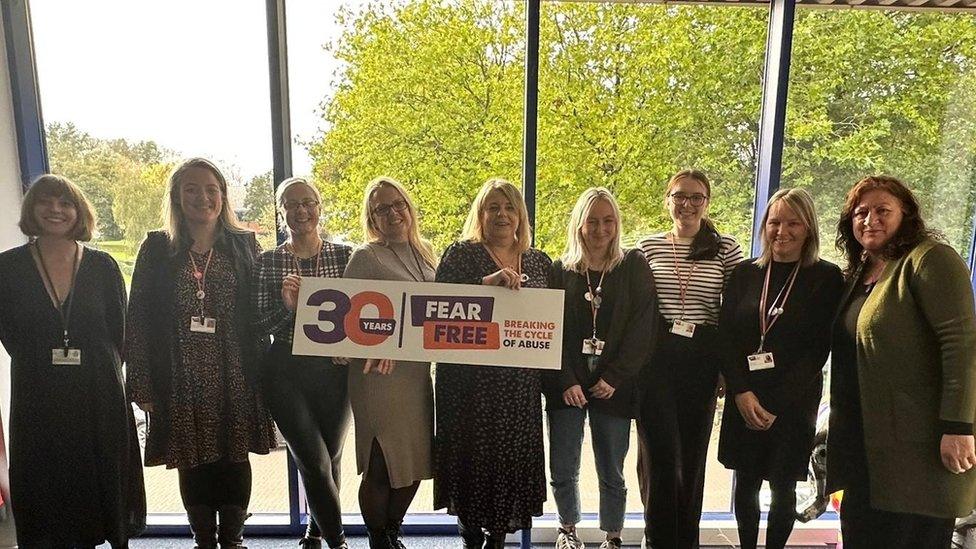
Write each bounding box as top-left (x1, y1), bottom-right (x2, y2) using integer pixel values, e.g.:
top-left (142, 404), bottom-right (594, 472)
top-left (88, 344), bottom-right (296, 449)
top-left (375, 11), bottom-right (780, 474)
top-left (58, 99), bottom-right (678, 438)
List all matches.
top-left (638, 232), bottom-right (743, 325)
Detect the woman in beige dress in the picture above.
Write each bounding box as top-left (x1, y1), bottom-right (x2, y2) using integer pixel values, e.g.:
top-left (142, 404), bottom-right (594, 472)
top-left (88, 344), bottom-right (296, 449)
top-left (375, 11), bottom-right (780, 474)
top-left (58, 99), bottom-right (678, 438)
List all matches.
top-left (344, 177), bottom-right (438, 549)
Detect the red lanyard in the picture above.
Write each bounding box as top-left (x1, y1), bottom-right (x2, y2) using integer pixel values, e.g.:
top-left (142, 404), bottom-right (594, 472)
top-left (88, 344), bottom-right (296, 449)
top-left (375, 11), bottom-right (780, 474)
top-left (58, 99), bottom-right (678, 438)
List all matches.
top-left (188, 249), bottom-right (214, 316)
top-left (757, 262), bottom-right (801, 352)
top-left (585, 268), bottom-right (607, 339)
top-left (290, 243), bottom-right (322, 277)
top-left (670, 234), bottom-right (697, 319)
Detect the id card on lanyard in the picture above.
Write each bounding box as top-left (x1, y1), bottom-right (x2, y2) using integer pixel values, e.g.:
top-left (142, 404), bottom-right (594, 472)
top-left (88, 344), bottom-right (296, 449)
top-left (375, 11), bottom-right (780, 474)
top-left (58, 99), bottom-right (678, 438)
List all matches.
top-left (35, 241), bottom-right (83, 366)
top-left (748, 262), bottom-right (800, 371)
top-left (188, 249), bottom-right (217, 333)
top-left (669, 234), bottom-right (698, 338)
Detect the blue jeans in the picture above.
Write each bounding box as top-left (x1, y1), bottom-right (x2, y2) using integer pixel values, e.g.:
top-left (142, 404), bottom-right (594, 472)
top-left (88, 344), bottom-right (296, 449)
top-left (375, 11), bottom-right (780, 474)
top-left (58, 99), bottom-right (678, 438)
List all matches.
top-left (547, 406), bottom-right (632, 533)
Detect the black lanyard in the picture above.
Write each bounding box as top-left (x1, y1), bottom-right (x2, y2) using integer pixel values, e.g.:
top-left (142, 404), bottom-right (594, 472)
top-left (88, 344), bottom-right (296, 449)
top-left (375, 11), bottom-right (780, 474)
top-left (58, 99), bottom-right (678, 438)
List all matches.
top-left (35, 241), bottom-right (81, 350)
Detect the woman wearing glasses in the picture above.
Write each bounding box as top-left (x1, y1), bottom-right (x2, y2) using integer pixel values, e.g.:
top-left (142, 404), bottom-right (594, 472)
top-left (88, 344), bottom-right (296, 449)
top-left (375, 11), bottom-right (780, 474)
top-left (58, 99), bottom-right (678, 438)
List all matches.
top-left (636, 169), bottom-right (743, 549)
top-left (343, 177), bottom-right (438, 549)
top-left (252, 177), bottom-right (352, 549)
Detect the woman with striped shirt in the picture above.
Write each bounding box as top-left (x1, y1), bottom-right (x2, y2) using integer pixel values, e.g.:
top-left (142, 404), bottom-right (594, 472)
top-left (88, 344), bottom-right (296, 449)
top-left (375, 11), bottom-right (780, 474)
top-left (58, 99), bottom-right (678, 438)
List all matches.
top-left (636, 169), bottom-right (743, 549)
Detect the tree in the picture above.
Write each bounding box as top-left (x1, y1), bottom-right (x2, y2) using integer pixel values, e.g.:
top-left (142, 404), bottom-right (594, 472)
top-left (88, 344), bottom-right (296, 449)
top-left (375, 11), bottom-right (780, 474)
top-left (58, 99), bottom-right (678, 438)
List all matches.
top-left (241, 170), bottom-right (279, 250)
top-left (111, 162), bottom-right (172, 252)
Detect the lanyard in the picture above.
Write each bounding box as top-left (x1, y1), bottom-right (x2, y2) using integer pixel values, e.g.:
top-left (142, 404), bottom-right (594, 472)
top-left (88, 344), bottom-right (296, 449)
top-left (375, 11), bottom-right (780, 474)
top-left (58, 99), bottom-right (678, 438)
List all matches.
top-left (188, 249), bottom-right (214, 316)
top-left (389, 243), bottom-right (429, 282)
top-left (669, 233), bottom-right (697, 319)
top-left (35, 241), bottom-right (81, 350)
top-left (585, 268), bottom-right (607, 339)
top-left (757, 261), bottom-right (801, 352)
top-left (289, 242), bottom-right (322, 277)
top-left (484, 244), bottom-right (528, 282)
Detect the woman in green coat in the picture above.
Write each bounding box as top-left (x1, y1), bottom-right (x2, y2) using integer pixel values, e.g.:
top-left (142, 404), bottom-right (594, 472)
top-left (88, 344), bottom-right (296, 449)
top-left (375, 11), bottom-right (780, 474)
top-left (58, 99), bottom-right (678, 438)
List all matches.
top-left (827, 175), bottom-right (976, 548)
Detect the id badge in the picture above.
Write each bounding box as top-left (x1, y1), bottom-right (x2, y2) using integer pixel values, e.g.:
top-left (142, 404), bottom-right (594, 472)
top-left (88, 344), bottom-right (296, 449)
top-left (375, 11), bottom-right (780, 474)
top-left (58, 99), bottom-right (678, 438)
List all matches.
top-left (582, 338), bottom-right (605, 356)
top-left (747, 352), bottom-right (775, 371)
top-left (190, 316), bottom-right (217, 334)
top-left (52, 348), bottom-right (82, 366)
top-left (670, 319), bottom-right (696, 338)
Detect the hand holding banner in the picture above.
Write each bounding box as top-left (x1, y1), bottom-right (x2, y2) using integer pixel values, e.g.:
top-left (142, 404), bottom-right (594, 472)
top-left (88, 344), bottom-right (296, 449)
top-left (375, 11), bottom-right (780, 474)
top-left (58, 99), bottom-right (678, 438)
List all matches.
top-left (292, 277), bottom-right (564, 370)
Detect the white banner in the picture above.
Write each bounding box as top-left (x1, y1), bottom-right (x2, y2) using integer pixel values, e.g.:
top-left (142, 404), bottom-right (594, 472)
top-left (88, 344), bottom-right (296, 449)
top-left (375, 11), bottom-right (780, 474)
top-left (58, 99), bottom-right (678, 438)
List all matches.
top-left (292, 278), bottom-right (565, 370)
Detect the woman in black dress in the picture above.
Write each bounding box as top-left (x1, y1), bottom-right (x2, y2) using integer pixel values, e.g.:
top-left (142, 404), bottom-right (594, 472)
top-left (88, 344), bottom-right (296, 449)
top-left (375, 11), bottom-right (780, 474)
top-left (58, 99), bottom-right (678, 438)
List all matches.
top-left (0, 174), bottom-right (146, 548)
top-left (126, 158), bottom-right (276, 549)
top-left (434, 178), bottom-right (550, 548)
top-left (717, 188), bottom-right (842, 549)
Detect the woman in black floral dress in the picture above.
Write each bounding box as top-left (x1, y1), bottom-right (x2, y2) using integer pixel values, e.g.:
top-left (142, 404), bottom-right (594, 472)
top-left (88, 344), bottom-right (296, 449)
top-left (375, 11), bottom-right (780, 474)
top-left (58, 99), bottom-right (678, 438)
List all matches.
top-left (126, 158), bottom-right (276, 549)
top-left (434, 178), bottom-right (550, 548)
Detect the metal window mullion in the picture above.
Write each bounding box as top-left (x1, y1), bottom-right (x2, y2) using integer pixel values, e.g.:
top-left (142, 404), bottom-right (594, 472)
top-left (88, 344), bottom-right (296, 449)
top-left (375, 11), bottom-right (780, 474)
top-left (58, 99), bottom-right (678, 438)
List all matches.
top-left (751, 0), bottom-right (796, 257)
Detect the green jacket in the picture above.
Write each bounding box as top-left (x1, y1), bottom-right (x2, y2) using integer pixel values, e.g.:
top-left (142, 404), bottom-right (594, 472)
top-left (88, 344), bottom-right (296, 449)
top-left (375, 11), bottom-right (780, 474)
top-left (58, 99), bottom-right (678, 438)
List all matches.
top-left (852, 238), bottom-right (976, 517)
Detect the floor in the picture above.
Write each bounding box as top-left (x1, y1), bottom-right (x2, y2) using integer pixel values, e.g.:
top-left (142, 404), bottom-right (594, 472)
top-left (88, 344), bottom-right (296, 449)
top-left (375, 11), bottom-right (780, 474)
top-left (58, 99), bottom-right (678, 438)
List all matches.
top-left (127, 538), bottom-right (835, 548)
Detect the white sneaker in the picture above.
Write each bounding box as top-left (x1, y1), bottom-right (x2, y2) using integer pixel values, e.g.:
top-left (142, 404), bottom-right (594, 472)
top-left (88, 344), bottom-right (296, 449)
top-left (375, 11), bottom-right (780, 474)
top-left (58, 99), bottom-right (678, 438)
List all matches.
top-left (599, 538), bottom-right (622, 549)
top-left (556, 528), bottom-right (585, 549)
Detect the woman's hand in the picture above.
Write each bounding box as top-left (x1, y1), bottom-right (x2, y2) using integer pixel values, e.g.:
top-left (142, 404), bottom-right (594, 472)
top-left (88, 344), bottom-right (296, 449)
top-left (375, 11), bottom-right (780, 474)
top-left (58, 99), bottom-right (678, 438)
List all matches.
top-left (137, 402), bottom-right (155, 413)
top-left (734, 391), bottom-right (775, 430)
top-left (563, 385), bottom-right (587, 408)
top-left (364, 358), bottom-right (397, 375)
top-left (482, 268), bottom-right (522, 290)
top-left (282, 274), bottom-right (302, 312)
top-left (588, 378), bottom-right (616, 400)
top-left (332, 357), bottom-right (350, 366)
top-left (941, 434), bottom-right (976, 474)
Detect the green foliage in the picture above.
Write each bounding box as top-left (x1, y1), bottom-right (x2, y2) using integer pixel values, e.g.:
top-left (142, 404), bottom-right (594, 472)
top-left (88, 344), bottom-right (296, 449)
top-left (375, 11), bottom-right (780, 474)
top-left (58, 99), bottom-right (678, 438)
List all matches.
top-left (241, 170), bottom-right (278, 250)
top-left (111, 162), bottom-right (172, 253)
top-left (309, 1), bottom-right (976, 263)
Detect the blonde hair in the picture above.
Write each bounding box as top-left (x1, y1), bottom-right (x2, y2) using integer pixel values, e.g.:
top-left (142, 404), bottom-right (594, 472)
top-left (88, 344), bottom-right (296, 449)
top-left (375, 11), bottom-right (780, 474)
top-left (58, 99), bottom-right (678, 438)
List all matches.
top-left (755, 187), bottom-right (821, 267)
top-left (276, 176), bottom-right (328, 239)
top-left (19, 174), bottom-right (97, 241)
top-left (561, 187), bottom-right (624, 273)
top-left (361, 176), bottom-right (438, 269)
top-left (162, 157), bottom-right (248, 250)
top-left (461, 178), bottom-right (531, 254)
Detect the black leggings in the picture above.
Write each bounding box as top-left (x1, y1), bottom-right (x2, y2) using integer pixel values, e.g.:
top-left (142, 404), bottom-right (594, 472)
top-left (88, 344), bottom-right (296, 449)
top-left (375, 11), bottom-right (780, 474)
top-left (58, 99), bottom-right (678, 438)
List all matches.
top-left (359, 439), bottom-right (421, 531)
top-left (732, 471), bottom-right (796, 549)
top-left (265, 344), bottom-right (350, 547)
top-left (178, 459), bottom-right (252, 510)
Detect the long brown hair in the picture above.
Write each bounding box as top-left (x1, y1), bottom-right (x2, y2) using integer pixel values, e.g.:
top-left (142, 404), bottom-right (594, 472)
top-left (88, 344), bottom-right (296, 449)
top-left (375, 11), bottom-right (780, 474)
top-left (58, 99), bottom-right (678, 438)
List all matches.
top-left (835, 175), bottom-right (941, 275)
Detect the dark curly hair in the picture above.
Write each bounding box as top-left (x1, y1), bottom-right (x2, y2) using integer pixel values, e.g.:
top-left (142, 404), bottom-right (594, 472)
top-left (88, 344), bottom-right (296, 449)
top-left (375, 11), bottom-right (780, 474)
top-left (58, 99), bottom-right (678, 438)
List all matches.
top-left (835, 175), bottom-right (942, 275)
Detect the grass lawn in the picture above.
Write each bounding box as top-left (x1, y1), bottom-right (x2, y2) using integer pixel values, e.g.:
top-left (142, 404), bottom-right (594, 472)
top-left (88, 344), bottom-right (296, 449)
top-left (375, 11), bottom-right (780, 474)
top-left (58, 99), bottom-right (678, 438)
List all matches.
top-left (93, 239), bottom-right (136, 287)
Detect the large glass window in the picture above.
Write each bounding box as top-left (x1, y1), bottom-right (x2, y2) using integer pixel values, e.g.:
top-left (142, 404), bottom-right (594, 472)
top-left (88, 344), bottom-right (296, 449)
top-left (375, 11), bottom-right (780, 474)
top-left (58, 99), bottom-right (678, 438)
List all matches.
top-left (30, 0), bottom-right (286, 518)
top-left (287, 0), bottom-right (526, 514)
top-left (783, 9), bottom-right (976, 263)
top-left (537, 1), bottom-right (769, 513)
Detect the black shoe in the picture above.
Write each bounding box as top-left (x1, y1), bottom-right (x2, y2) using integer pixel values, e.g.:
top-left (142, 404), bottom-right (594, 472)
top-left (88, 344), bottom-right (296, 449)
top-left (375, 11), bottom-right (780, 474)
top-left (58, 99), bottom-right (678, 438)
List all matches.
top-left (386, 523), bottom-right (406, 549)
top-left (217, 505), bottom-right (250, 549)
top-left (367, 528), bottom-right (394, 549)
top-left (186, 505), bottom-right (218, 549)
top-left (298, 537), bottom-right (323, 549)
top-left (458, 520), bottom-right (485, 549)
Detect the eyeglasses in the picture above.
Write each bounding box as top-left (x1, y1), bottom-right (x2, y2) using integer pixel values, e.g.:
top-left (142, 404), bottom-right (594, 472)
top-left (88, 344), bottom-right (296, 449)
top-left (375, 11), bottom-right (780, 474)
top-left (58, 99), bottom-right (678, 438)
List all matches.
top-left (669, 192), bottom-right (708, 206)
top-left (283, 199), bottom-right (320, 211)
top-left (372, 199), bottom-right (409, 217)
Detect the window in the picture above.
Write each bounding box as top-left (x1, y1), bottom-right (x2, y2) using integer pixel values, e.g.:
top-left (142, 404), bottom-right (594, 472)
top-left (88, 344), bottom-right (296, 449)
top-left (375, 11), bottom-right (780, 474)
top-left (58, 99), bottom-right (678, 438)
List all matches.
top-left (31, 0), bottom-right (286, 518)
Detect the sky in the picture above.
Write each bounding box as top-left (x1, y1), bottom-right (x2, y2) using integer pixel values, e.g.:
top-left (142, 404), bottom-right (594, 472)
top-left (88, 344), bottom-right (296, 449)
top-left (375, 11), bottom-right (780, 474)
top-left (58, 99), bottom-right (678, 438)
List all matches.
top-left (30, 0), bottom-right (368, 184)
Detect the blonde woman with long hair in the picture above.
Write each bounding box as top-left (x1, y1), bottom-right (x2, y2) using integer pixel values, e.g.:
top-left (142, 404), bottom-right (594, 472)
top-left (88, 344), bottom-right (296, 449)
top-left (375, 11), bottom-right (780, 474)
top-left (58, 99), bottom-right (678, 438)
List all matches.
top-left (342, 177), bottom-right (438, 549)
top-left (545, 188), bottom-right (658, 549)
top-left (433, 178), bottom-right (551, 548)
top-left (126, 158), bottom-right (276, 549)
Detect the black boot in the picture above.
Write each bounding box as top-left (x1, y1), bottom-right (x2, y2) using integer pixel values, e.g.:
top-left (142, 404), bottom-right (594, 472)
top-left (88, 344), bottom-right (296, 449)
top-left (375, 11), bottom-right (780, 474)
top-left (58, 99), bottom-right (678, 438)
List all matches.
top-left (186, 505), bottom-right (218, 549)
top-left (217, 505), bottom-right (250, 549)
top-left (298, 536), bottom-right (323, 549)
top-left (458, 520), bottom-right (485, 549)
top-left (484, 532), bottom-right (507, 549)
top-left (386, 522), bottom-right (406, 549)
top-left (367, 528), bottom-right (394, 549)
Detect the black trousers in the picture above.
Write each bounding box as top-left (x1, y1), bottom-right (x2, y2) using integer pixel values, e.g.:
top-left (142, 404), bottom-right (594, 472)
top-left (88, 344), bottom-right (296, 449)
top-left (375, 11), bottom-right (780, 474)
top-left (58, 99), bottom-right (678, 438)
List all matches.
top-left (265, 343), bottom-right (351, 547)
top-left (840, 472), bottom-right (953, 549)
top-left (637, 327), bottom-right (719, 549)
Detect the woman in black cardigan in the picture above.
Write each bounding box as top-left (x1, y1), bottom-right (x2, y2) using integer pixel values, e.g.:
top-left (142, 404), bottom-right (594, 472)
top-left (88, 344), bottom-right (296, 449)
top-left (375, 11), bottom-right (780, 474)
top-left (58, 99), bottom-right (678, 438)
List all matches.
top-left (546, 187), bottom-right (658, 549)
top-left (717, 188), bottom-right (842, 549)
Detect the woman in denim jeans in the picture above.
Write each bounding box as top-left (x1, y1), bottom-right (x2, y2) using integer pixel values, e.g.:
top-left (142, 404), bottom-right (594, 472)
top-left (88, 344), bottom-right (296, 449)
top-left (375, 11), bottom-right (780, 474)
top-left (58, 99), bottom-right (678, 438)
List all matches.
top-left (545, 188), bottom-right (658, 549)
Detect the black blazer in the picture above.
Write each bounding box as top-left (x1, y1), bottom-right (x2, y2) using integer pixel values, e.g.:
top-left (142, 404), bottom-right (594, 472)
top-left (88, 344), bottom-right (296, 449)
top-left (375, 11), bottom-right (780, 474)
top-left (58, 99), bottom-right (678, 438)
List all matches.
top-left (545, 248), bottom-right (659, 418)
top-left (127, 228), bottom-right (267, 407)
